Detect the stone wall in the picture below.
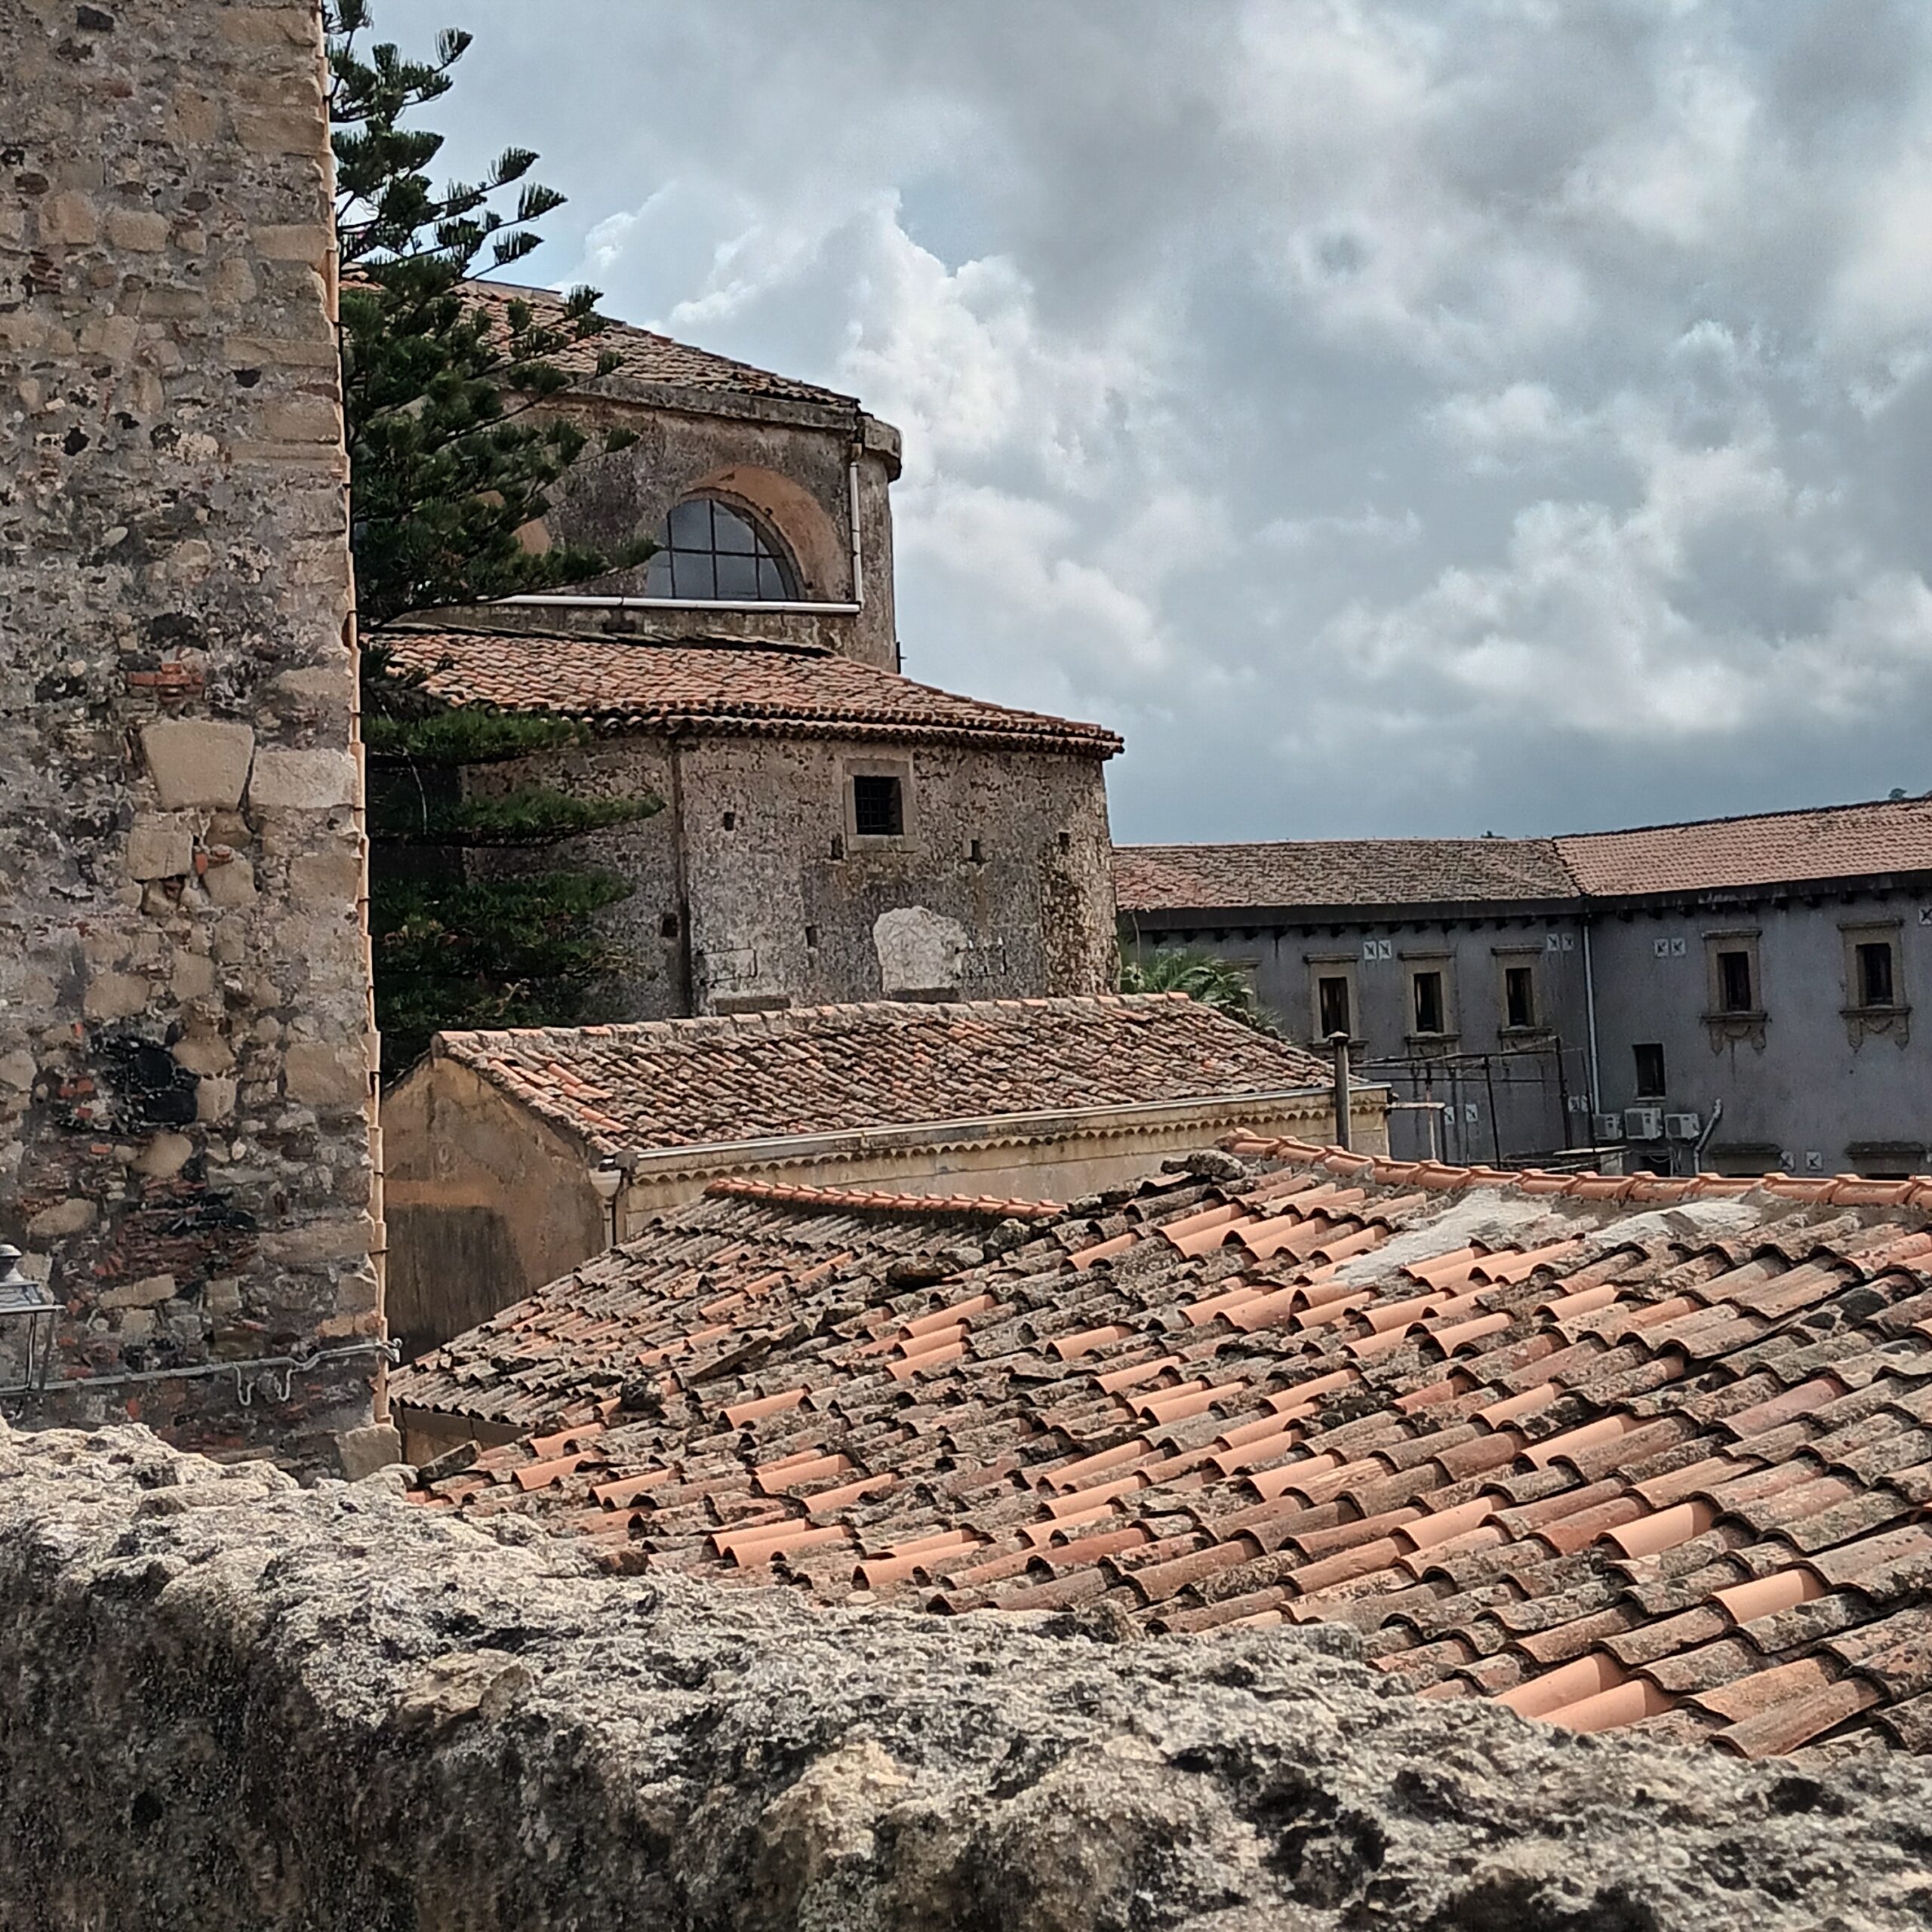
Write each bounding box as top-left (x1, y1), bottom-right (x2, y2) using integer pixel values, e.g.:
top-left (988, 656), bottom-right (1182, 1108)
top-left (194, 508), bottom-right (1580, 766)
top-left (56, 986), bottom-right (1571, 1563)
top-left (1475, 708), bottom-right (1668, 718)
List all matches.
top-left (0, 0), bottom-right (384, 1466)
top-left (464, 729), bottom-right (1118, 1023)
top-left (4, 1420), bottom-right (1930, 1931)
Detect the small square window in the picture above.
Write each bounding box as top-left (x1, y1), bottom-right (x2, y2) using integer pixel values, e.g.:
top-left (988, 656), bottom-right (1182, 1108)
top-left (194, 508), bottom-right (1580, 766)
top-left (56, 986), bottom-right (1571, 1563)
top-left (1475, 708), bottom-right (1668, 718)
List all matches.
top-left (1503, 965), bottom-right (1536, 1029)
top-left (1857, 940), bottom-right (1896, 1008)
top-left (1716, 949), bottom-right (1754, 1013)
top-left (851, 774), bottom-right (903, 838)
top-left (1633, 1043), bottom-right (1666, 1097)
top-left (1413, 970), bottom-right (1445, 1035)
top-left (1317, 974), bottom-right (1351, 1038)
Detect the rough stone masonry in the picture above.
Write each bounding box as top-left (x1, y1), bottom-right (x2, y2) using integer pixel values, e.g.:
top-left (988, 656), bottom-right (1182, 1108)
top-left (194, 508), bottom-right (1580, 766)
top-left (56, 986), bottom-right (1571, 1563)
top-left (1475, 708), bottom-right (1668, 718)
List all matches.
top-left (5, 1420), bottom-right (1932, 1930)
top-left (0, 0), bottom-right (385, 1466)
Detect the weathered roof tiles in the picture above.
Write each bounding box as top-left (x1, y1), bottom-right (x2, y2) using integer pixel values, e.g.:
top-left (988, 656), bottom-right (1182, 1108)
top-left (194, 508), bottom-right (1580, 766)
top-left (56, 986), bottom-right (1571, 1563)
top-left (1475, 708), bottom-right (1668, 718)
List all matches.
top-left (377, 628), bottom-right (1122, 758)
top-left (404, 1140), bottom-right (1932, 1761)
top-left (432, 993), bottom-right (1332, 1155)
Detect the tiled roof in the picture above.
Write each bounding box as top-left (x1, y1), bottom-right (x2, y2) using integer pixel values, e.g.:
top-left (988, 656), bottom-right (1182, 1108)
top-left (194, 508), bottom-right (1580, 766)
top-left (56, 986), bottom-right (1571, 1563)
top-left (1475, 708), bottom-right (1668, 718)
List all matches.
top-left (462, 279), bottom-right (860, 411)
top-left (432, 995), bottom-right (1332, 1155)
top-left (1115, 798), bottom-right (1932, 914)
top-left (377, 629), bottom-right (1123, 757)
top-left (408, 1144), bottom-right (1932, 1761)
top-left (1555, 797), bottom-right (1932, 898)
top-left (1113, 839), bottom-right (1576, 914)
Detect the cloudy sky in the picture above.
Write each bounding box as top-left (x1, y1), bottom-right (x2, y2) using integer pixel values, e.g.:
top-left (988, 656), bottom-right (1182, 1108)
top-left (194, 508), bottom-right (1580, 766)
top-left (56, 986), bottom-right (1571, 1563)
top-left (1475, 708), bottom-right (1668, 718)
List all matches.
top-left (382, 0), bottom-right (1932, 843)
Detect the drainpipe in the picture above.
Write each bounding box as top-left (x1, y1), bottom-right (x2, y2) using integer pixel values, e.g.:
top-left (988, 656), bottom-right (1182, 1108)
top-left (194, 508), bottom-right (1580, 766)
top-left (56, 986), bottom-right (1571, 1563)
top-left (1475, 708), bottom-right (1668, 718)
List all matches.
top-left (1581, 918), bottom-right (1602, 1115)
top-left (498, 451), bottom-right (868, 617)
top-left (1693, 1098), bottom-right (1724, 1171)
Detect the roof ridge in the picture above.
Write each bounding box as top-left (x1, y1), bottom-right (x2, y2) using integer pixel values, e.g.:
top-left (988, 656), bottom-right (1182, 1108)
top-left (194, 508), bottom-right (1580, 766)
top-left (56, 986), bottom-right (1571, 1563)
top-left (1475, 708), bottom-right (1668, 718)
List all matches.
top-left (704, 1177), bottom-right (1062, 1220)
top-left (1223, 1133), bottom-right (1932, 1214)
top-left (1552, 794), bottom-right (1932, 845)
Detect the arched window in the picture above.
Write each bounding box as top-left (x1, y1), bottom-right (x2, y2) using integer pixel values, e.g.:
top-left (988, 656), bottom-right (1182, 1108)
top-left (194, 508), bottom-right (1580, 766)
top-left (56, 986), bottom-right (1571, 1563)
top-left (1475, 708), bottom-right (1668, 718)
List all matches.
top-left (644, 497), bottom-right (798, 601)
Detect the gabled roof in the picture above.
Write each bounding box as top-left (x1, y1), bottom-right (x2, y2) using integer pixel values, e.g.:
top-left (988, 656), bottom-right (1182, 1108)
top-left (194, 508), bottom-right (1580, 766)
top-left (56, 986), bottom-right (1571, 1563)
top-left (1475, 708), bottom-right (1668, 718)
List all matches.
top-left (462, 279), bottom-right (860, 411)
top-left (1115, 838), bottom-right (1574, 915)
top-left (408, 1141), bottom-right (1932, 1761)
top-left (377, 629), bottom-right (1122, 758)
top-left (1116, 798), bottom-right (1932, 915)
top-left (429, 994), bottom-right (1331, 1156)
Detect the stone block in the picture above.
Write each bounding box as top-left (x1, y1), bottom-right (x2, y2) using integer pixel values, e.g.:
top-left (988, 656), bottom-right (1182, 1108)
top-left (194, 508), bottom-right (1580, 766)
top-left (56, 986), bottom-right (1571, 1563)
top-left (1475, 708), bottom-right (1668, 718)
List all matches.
top-left (134, 1133), bottom-right (195, 1179)
top-left (202, 854), bottom-right (257, 907)
top-left (140, 718), bottom-right (255, 808)
top-left (171, 1034), bottom-right (235, 1077)
top-left (116, 1309), bottom-right (157, 1341)
top-left (334, 1421), bottom-right (403, 1480)
top-left (290, 848), bottom-right (362, 901)
top-left (252, 224), bottom-right (331, 265)
top-left (0, 1050), bottom-right (36, 1091)
top-left (85, 970), bottom-right (151, 1020)
top-left (171, 950), bottom-right (217, 1001)
top-left (260, 395), bottom-right (341, 444)
top-left (126, 813), bottom-right (195, 880)
top-left (195, 1077), bottom-right (237, 1124)
top-left (101, 1273), bottom-right (177, 1311)
top-left (104, 208), bottom-right (169, 252)
top-left (38, 192), bottom-right (97, 245)
top-left (27, 1198), bottom-right (96, 1239)
top-left (233, 106), bottom-right (328, 156)
top-left (249, 749), bottom-right (355, 811)
top-left (258, 1215), bottom-right (371, 1267)
top-left (283, 1041), bottom-right (368, 1112)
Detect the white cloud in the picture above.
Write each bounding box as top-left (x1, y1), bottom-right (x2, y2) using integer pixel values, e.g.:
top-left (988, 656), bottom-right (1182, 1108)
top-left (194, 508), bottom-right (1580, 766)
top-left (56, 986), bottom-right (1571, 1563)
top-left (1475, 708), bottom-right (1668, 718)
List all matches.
top-left (389, 0), bottom-right (1932, 837)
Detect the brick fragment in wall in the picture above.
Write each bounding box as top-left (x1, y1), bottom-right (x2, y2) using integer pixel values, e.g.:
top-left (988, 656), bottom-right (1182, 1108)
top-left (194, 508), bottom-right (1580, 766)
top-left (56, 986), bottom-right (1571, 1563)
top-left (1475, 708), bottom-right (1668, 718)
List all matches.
top-left (0, 0), bottom-right (378, 1466)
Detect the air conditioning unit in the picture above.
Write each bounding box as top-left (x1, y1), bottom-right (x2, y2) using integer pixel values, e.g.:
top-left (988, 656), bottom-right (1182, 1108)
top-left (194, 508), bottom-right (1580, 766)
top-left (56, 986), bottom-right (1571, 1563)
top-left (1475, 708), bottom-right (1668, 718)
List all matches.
top-left (1624, 1106), bottom-right (1664, 1142)
top-left (1592, 1112), bottom-right (1624, 1141)
top-left (1664, 1112), bottom-right (1702, 1142)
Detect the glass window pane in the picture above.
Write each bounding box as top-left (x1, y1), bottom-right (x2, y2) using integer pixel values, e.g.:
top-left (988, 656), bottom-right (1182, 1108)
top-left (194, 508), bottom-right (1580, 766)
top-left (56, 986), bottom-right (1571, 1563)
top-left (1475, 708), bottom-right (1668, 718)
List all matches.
top-left (757, 556), bottom-right (788, 598)
top-left (712, 506), bottom-right (758, 554)
top-left (715, 550), bottom-right (759, 598)
top-left (666, 498), bottom-right (711, 546)
top-left (671, 550), bottom-right (716, 600)
top-left (643, 552), bottom-right (674, 596)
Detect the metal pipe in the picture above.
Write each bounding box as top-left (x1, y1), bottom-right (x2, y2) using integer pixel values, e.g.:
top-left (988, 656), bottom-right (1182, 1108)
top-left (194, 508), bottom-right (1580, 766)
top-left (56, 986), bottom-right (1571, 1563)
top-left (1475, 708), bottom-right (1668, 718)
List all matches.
top-left (498, 595), bottom-right (861, 614)
top-left (1, 1337), bottom-right (398, 1403)
top-left (1582, 918), bottom-right (1602, 1113)
top-left (1329, 1032), bottom-right (1352, 1151)
top-left (1694, 1097), bottom-right (1724, 1168)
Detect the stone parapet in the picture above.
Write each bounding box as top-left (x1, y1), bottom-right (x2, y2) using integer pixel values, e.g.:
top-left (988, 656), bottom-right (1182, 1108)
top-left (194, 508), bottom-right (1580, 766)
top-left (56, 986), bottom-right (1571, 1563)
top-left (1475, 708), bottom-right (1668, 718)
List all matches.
top-left (2, 1420), bottom-right (1929, 1930)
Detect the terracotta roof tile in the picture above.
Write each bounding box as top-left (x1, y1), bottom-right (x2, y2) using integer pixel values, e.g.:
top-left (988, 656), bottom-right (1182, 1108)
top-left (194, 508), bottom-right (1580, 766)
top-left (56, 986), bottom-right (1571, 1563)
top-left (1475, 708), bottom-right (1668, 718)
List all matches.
top-left (1116, 796), bottom-right (1932, 913)
top-left (460, 279), bottom-right (858, 410)
top-left (400, 1134), bottom-right (1932, 1758)
top-left (428, 993), bottom-right (1328, 1155)
top-left (378, 627), bottom-right (1121, 757)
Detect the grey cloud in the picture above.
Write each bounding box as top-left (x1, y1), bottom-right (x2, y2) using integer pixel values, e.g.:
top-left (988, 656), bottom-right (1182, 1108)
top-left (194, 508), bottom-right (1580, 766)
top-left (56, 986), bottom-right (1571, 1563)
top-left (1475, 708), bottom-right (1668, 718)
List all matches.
top-left (377, 0), bottom-right (1932, 839)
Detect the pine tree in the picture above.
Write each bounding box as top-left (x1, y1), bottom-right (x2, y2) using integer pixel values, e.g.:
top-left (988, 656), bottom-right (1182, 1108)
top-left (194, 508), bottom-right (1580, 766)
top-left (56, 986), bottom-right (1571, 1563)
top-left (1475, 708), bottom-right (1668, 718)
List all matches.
top-left (326, 3), bottom-right (657, 1075)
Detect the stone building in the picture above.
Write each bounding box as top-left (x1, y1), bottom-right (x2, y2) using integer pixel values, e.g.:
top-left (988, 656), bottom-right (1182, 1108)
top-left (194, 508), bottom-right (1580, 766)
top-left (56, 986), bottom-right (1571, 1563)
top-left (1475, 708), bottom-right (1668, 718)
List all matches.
top-left (0, 0), bottom-right (385, 1466)
top-left (383, 992), bottom-right (1377, 1357)
top-left (380, 626), bottom-right (1121, 1023)
top-left (366, 291), bottom-right (1124, 1039)
top-left (1118, 797), bottom-right (1932, 1178)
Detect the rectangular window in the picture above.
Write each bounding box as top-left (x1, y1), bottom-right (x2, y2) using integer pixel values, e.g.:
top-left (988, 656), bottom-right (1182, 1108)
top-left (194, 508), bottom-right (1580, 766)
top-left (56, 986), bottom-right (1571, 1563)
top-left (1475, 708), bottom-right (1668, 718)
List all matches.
top-left (851, 774), bottom-right (903, 838)
top-left (1716, 948), bottom-right (1755, 1013)
top-left (1857, 940), bottom-right (1896, 1008)
top-left (1317, 974), bottom-right (1352, 1038)
top-left (1632, 1043), bottom-right (1666, 1097)
top-left (1412, 970), bottom-right (1445, 1035)
top-left (1503, 965), bottom-right (1536, 1029)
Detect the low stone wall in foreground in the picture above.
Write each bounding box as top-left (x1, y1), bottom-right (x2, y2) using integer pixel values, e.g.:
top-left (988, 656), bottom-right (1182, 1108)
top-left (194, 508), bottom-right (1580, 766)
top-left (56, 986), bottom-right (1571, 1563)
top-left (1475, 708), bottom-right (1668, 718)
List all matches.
top-left (3, 1420), bottom-right (1930, 1931)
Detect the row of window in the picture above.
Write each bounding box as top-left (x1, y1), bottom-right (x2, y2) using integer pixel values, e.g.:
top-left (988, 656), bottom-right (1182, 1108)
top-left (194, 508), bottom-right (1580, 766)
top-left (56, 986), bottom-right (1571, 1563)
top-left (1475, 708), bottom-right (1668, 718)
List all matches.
top-left (1307, 928), bottom-right (1907, 1045)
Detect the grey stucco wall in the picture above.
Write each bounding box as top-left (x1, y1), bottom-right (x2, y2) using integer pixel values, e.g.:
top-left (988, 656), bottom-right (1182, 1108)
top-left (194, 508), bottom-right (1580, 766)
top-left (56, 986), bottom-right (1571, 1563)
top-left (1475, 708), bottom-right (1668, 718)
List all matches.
top-left (1126, 915), bottom-right (1593, 1164)
top-left (503, 396), bottom-right (900, 668)
top-left (0, 0), bottom-right (382, 1466)
top-left (472, 731), bottom-right (1118, 1020)
top-left (1589, 889), bottom-right (1932, 1174)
